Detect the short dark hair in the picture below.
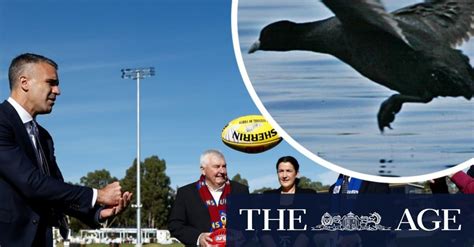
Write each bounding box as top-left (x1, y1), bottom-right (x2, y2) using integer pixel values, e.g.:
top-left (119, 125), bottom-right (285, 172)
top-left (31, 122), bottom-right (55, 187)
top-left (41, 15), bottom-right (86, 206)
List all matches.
top-left (8, 53), bottom-right (58, 90)
top-left (275, 156), bottom-right (299, 173)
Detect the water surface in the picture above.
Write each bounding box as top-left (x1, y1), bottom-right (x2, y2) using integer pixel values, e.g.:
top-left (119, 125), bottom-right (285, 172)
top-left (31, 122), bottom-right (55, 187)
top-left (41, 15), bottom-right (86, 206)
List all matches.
top-left (237, 0), bottom-right (474, 177)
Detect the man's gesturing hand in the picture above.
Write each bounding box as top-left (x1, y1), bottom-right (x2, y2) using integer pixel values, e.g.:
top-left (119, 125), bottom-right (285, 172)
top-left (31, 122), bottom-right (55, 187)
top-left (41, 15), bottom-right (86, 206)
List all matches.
top-left (100, 191), bottom-right (133, 219)
top-left (97, 181), bottom-right (122, 206)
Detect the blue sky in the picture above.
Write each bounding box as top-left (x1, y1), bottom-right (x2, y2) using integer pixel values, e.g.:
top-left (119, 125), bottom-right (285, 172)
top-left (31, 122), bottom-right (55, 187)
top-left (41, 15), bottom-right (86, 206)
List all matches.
top-left (0, 0), bottom-right (337, 191)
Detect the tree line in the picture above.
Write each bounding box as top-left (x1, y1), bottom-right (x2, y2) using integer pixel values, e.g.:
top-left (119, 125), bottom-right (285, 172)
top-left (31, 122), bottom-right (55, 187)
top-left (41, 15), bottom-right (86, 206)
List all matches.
top-left (69, 155), bottom-right (330, 233)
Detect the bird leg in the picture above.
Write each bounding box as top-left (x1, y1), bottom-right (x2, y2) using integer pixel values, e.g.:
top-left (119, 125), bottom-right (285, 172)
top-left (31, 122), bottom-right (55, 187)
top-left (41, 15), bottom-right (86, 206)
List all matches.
top-left (377, 94), bottom-right (432, 132)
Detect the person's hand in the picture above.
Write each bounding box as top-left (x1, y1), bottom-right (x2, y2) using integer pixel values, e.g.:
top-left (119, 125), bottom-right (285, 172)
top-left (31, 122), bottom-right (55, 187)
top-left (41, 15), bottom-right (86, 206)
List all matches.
top-left (97, 181), bottom-right (122, 206)
top-left (198, 232), bottom-right (213, 247)
top-left (100, 191), bottom-right (133, 220)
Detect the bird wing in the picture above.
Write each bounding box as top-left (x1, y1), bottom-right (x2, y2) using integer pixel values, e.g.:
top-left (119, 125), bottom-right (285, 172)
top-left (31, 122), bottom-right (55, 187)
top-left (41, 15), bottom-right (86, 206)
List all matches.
top-left (321, 0), bottom-right (411, 46)
top-left (393, 0), bottom-right (474, 47)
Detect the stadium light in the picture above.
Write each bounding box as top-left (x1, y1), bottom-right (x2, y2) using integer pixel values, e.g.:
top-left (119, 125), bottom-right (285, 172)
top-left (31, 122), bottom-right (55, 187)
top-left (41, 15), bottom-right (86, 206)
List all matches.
top-left (121, 67), bottom-right (155, 247)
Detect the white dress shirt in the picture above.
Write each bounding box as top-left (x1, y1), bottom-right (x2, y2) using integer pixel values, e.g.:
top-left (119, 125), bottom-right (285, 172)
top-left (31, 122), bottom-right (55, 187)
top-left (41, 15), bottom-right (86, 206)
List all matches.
top-left (208, 183), bottom-right (225, 205)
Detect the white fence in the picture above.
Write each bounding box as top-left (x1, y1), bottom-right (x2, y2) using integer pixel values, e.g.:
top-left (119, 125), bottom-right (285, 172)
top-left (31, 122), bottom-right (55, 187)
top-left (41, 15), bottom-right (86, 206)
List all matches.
top-left (54, 227), bottom-right (180, 245)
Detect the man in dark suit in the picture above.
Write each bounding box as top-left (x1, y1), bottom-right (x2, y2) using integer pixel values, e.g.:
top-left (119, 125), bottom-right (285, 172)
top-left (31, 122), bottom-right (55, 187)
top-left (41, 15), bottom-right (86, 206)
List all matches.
top-left (168, 149), bottom-right (249, 246)
top-left (0, 53), bottom-right (132, 246)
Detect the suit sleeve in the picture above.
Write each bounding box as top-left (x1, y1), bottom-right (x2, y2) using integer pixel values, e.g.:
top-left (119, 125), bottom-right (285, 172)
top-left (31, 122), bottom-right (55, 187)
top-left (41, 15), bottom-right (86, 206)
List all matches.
top-left (231, 181), bottom-right (249, 194)
top-left (241, 183), bottom-right (250, 194)
top-left (168, 187), bottom-right (202, 245)
top-left (0, 121), bottom-right (93, 214)
top-left (65, 205), bottom-right (103, 229)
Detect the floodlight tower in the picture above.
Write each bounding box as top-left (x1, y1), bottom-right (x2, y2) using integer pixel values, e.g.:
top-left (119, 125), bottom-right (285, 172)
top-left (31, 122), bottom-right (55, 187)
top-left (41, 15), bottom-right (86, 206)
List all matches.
top-left (121, 67), bottom-right (155, 247)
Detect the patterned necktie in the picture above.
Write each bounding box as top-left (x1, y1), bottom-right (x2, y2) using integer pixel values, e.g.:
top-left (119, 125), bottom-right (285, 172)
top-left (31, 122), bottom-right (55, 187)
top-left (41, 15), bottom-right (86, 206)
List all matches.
top-left (340, 175), bottom-right (349, 194)
top-left (26, 121), bottom-right (69, 239)
top-left (25, 120), bottom-right (50, 175)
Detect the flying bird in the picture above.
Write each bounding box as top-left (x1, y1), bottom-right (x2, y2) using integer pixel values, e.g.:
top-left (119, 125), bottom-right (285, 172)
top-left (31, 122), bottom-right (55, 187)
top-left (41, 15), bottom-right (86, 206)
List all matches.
top-left (248, 0), bottom-right (474, 131)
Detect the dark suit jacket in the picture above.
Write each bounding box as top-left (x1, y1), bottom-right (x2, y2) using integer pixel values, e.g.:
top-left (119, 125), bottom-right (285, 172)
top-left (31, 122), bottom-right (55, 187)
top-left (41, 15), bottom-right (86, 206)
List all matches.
top-left (329, 180), bottom-right (390, 194)
top-left (0, 101), bottom-right (101, 246)
top-left (168, 180), bottom-right (249, 246)
top-left (263, 186), bottom-right (317, 194)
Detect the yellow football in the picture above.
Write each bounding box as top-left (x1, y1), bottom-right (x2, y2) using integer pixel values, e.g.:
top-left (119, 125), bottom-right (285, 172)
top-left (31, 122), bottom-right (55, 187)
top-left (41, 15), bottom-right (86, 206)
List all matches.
top-left (221, 115), bottom-right (282, 153)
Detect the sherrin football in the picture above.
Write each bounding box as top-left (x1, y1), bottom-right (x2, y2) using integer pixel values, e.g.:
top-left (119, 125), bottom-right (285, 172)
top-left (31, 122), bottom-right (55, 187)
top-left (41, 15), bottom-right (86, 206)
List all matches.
top-left (221, 115), bottom-right (282, 153)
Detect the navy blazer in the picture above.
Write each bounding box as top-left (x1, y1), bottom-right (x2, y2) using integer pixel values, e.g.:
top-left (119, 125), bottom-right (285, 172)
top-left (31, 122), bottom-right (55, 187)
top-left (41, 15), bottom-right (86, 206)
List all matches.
top-left (0, 101), bottom-right (101, 246)
top-left (168, 180), bottom-right (249, 246)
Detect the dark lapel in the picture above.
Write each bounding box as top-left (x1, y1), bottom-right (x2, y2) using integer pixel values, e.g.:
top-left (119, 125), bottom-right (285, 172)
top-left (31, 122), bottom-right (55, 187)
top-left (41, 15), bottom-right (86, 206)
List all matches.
top-left (0, 101), bottom-right (38, 166)
top-left (37, 123), bottom-right (63, 180)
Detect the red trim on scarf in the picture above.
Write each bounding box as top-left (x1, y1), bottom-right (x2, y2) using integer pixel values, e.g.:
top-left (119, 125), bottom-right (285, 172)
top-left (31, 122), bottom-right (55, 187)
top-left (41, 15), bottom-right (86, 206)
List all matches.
top-left (196, 175), bottom-right (230, 231)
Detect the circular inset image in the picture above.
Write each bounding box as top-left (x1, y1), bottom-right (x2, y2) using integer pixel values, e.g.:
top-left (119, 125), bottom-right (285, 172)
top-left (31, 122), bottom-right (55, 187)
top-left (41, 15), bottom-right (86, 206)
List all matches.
top-left (231, 0), bottom-right (473, 182)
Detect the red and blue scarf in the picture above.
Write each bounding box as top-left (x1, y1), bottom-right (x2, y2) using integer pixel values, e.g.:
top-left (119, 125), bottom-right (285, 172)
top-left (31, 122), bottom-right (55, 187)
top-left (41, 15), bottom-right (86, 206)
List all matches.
top-left (196, 175), bottom-right (231, 231)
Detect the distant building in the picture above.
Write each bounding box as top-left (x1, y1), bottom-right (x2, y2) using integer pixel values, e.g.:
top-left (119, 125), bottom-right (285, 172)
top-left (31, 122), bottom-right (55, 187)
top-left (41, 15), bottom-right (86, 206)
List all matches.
top-left (54, 228), bottom-right (180, 245)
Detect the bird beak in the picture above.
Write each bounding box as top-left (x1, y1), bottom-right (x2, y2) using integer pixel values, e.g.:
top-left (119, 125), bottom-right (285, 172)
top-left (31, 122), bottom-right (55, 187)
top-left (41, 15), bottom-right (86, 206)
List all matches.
top-left (248, 41), bottom-right (261, 54)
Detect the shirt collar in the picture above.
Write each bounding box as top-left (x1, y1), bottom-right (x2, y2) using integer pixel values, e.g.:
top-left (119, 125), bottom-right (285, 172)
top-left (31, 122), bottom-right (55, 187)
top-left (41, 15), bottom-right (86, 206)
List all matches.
top-left (207, 183), bottom-right (226, 193)
top-left (7, 97), bottom-right (33, 124)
